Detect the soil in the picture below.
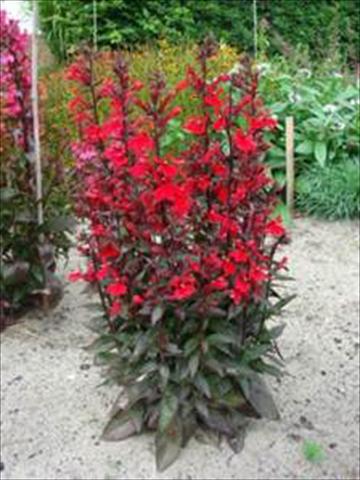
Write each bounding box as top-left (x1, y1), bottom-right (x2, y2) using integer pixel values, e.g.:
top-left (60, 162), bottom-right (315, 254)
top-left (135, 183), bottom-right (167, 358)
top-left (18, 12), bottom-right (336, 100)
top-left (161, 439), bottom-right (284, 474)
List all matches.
top-left (1, 218), bottom-right (359, 480)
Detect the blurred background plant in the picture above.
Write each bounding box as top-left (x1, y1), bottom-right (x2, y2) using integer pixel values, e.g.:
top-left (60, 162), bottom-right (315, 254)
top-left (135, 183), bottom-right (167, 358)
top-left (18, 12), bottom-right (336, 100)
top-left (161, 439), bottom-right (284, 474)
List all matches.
top-left (0, 10), bottom-right (73, 330)
top-left (34, 0), bottom-right (359, 66)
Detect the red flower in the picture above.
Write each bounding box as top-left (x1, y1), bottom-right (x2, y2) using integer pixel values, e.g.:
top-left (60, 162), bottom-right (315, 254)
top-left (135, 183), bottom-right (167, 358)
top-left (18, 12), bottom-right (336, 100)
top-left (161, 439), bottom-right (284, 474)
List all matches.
top-left (170, 274), bottom-right (197, 300)
top-left (106, 281), bottom-right (127, 296)
top-left (222, 259), bottom-right (236, 276)
top-left (99, 243), bottom-right (120, 259)
top-left (133, 295), bottom-right (144, 305)
top-left (208, 276), bottom-right (228, 291)
top-left (230, 248), bottom-right (248, 263)
top-left (230, 277), bottom-right (250, 304)
top-left (128, 132), bottom-right (154, 155)
top-left (183, 116), bottom-right (207, 135)
top-left (233, 130), bottom-right (257, 154)
top-left (250, 116), bottom-right (277, 132)
top-left (266, 218), bottom-right (286, 237)
top-left (213, 116), bottom-right (226, 131)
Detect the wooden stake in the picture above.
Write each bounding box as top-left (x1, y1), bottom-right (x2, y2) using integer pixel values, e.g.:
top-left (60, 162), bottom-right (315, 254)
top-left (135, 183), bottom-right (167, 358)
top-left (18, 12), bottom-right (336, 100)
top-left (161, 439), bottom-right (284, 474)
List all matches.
top-left (253, 0), bottom-right (258, 60)
top-left (286, 116), bottom-right (295, 215)
top-left (93, 0), bottom-right (98, 52)
top-left (31, 0), bottom-right (43, 226)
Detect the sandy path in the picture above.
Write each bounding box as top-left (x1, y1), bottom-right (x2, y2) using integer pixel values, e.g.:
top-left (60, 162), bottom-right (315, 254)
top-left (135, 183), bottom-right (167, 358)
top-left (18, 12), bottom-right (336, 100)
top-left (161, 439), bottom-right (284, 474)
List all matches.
top-left (1, 218), bottom-right (359, 480)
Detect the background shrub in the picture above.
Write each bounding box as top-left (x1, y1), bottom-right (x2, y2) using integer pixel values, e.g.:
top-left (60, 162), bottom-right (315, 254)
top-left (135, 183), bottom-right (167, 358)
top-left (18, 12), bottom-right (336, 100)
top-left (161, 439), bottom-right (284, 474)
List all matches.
top-left (36, 0), bottom-right (359, 65)
top-left (296, 161), bottom-right (360, 220)
top-left (0, 10), bottom-right (72, 329)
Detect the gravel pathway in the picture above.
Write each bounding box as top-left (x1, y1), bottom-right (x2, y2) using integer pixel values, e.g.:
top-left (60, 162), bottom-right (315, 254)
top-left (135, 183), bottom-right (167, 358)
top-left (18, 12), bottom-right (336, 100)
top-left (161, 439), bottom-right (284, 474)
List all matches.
top-left (1, 218), bottom-right (359, 480)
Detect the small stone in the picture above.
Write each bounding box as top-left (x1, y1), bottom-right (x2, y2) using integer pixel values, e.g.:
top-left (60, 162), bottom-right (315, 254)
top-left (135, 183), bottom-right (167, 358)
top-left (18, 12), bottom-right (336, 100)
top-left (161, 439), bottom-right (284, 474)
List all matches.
top-left (288, 433), bottom-right (302, 442)
top-left (80, 363), bottom-right (91, 371)
top-left (320, 370), bottom-right (327, 376)
top-left (333, 337), bottom-right (342, 344)
top-left (329, 442), bottom-right (337, 449)
top-left (299, 415), bottom-right (314, 430)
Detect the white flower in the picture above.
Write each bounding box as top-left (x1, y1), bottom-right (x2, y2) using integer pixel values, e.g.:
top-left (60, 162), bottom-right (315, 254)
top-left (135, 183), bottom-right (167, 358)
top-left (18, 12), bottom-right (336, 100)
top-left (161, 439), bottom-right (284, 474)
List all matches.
top-left (152, 235), bottom-right (162, 244)
top-left (323, 104), bottom-right (338, 113)
top-left (332, 71), bottom-right (343, 78)
top-left (256, 62), bottom-right (271, 75)
top-left (288, 92), bottom-right (302, 103)
top-left (298, 68), bottom-right (312, 78)
top-left (350, 98), bottom-right (360, 106)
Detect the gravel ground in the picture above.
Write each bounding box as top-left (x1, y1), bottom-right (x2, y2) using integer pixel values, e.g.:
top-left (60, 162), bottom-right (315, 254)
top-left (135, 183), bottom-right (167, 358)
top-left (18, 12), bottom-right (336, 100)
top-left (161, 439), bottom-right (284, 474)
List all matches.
top-left (1, 218), bottom-right (359, 480)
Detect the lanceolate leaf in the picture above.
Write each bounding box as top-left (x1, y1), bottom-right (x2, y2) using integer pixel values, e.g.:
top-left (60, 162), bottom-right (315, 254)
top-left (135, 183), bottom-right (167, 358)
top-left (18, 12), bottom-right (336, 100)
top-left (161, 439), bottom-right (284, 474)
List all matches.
top-left (102, 404), bottom-right (144, 441)
top-left (159, 391), bottom-right (179, 432)
top-left (189, 352), bottom-right (200, 378)
top-left (151, 304), bottom-right (164, 325)
top-left (156, 418), bottom-right (183, 472)
top-left (194, 373), bottom-right (211, 399)
top-left (228, 426), bottom-right (247, 453)
top-left (314, 141), bottom-right (327, 167)
top-left (242, 374), bottom-right (280, 420)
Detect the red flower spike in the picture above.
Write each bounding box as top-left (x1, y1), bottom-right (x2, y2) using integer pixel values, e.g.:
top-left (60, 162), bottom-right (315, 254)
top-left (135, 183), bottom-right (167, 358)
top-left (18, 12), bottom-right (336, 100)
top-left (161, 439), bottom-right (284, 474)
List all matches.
top-left (183, 116), bottom-right (207, 136)
top-left (106, 282), bottom-right (127, 297)
top-left (233, 130), bottom-right (257, 154)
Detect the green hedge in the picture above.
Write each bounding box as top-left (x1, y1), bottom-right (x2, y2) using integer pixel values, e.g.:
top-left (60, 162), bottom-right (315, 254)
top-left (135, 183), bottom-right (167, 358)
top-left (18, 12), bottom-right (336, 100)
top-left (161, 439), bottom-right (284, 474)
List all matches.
top-left (37, 0), bottom-right (359, 63)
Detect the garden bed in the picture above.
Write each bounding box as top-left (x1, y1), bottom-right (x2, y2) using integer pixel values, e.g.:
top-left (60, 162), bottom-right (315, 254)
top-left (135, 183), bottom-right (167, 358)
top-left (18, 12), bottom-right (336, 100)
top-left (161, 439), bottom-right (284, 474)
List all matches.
top-left (1, 218), bottom-right (359, 480)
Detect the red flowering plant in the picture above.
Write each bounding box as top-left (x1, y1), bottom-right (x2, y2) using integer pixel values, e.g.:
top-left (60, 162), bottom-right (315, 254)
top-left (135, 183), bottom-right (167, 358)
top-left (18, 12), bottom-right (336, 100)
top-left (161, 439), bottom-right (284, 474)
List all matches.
top-left (68, 39), bottom-right (293, 470)
top-left (0, 11), bottom-right (72, 329)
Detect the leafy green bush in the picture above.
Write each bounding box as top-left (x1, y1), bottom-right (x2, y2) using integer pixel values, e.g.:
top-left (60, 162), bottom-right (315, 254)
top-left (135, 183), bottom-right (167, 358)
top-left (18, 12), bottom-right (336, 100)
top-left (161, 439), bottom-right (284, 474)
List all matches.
top-left (296, 161), bottom-right (360, 220)
top-left (260, 65), bottom-right (359, 192)
top-left (36, 0), bottom-right (359, 64)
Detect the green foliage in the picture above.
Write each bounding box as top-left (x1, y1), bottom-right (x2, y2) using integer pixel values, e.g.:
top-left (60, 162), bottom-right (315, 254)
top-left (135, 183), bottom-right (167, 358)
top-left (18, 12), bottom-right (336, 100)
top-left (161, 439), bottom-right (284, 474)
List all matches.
top-left (261, 67), bottom-right (359, 175)
top-left (259, 63), bottom-right (359, 220)
top-left (296, 161), bottom-right (360, 220)
top-left (36, 0), bottom-right (359, 64)
top-left (303, 440), bottom-right (325, 463)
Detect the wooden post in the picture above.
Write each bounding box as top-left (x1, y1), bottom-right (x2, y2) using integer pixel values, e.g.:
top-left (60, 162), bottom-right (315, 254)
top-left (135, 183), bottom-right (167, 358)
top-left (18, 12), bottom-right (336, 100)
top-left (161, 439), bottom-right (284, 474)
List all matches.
top-left (93, 0), bottom-right (98, 52)
top-left (286, 116), bottom-right (295, 215)
top-left (253, 0), bottom-right (258, 60)
top-left (31, 0), bottom-right (43, 226)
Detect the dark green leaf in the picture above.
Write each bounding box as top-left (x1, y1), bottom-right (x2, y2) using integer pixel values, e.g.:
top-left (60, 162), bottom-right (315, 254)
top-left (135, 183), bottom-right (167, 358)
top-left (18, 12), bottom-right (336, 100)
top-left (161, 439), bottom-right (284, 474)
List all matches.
top-left (102, 404), bottom-right (144, 441)
top-left (155, 418), bottom-right (183, 472)
top-left (242, 374), bottom-right (280, 420)
top-left (159, 391), bottom-right (178, 432)
top-left (194, 427), bottom-right (221, 447)
top-left (184, 337), bottom-right (199, 357)
top-left (228, 426), bottom-right (247, 453)
top-left (270, 294), bottom-right (296, 314)
top-left (159, 364), bottom-right (170, 387)
top-left (151, 304), bottom-right (164, 325)
top-left (189, 352), bottom-right (200, 378)
top-left (194, 374), bottom-right (211, 399)
top-left (201, 409), bottom-right (236, 436)
top-left (133, 332), bottom-right (150, 359)
top-left (243, 344), bottom-right (272, 363)
top-left (268, 323), bottom-right (286, 339)
top-left (195, 399), bottom-right (209, 419)
top-left (181, 412), bottom-right (197, 447)
top-left (207, 333), bottom-right (236, 346)
top-left (2, 261), bottom-right (30, 285)
top-left (0, 187), bottom-right (18, 201)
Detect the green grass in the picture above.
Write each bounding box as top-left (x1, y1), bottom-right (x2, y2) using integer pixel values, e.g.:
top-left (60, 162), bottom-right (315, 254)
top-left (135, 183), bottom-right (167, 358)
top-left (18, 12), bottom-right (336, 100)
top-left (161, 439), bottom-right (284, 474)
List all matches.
top-left (296, 160), bottom-right (360, 220)
top-left (303, 440), bottom-right (326, 463)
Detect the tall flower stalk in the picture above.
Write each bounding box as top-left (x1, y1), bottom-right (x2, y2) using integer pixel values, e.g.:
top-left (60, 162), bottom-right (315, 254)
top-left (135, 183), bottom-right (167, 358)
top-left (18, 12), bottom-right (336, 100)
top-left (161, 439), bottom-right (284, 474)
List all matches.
top-left (68, 39), bottom-right (293, 471)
